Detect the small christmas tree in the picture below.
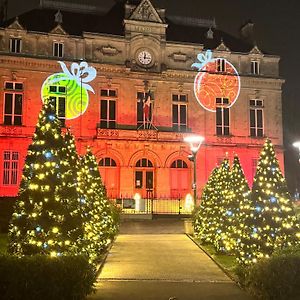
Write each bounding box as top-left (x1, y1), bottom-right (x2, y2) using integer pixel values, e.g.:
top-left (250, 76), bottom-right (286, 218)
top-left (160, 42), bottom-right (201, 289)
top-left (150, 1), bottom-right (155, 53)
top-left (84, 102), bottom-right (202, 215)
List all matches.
top-left (194, 167), bottom-right (219, 242)
top-left (9, 98), bottom-right (73, 256)
top-left (78, 149), bottom-right (116, 263)
top-left (215, 155), bottom-right (251, 253)
top-left (239, 139), bottom-right (300, 264)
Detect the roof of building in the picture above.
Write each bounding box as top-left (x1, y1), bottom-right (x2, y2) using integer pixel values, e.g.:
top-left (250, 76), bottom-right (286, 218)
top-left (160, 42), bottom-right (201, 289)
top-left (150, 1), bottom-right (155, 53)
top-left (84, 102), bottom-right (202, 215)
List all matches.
top-left (1, 0), bottom-right (254, 53)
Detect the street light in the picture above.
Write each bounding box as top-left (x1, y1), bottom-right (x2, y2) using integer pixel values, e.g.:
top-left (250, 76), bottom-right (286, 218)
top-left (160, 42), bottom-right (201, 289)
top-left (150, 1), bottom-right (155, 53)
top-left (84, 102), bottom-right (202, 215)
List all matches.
top-left (184, 135), bottom-right (205, 206)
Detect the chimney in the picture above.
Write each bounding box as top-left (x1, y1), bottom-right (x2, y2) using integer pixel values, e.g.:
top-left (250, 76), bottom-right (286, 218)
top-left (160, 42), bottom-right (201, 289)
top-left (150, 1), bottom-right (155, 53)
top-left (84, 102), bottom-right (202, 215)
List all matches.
top-left (240, 20), bottom-right (254, 45)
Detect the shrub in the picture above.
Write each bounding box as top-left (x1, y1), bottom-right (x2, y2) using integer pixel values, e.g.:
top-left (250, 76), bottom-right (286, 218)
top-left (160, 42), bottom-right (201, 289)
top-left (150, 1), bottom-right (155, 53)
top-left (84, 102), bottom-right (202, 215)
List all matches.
top-left (0, 255), bottom-right (96, 300)
top-left (236, 245), bottom-right (300, 299)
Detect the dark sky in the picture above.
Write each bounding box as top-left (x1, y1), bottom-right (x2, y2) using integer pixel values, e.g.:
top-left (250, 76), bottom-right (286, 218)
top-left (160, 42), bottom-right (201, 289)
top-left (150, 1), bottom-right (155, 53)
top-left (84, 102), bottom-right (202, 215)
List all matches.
top-left (5, 0), bottom-right (300, 192)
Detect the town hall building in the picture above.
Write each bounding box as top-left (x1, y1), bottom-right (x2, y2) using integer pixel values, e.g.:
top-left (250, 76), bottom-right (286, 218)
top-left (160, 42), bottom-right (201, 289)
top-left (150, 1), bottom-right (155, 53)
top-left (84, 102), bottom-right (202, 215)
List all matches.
top-left (0, 0), bottom-right (284, 212)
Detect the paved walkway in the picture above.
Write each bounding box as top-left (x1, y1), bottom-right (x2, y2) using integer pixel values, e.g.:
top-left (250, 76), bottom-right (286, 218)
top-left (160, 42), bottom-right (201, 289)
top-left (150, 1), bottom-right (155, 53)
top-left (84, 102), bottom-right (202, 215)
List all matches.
top-left (88, 219), bottom-right (253, 300)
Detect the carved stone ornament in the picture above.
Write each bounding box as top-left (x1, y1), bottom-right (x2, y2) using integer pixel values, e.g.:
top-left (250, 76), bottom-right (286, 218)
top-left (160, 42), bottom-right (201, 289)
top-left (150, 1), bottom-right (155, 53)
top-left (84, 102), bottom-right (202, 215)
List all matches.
top-left (168, 52), bottom-right (191, 62)
top-left (129, 0), bottom-right (163, 23)
top-left (96, 45), bottom-right (122, 56)
top-left (215, 39), bottom-right (230, 52)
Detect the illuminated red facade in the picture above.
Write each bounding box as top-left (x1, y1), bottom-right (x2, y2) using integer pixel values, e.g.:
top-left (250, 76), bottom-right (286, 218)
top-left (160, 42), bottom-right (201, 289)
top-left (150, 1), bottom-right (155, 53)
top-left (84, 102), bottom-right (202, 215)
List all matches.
top-left (0, 0), bottom-right (284, 202)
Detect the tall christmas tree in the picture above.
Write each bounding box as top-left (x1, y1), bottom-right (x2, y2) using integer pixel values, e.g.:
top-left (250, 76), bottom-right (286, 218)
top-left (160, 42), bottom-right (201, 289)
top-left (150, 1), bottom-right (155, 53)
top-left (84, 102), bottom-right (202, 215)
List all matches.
top-left (214, 155), bottom-right (251, 253)
top-left (238, 139), bottom-right (300, 264)
top-left (56, 129), bottom-right (83, 254)
top-left (8, 98), bottom-right (75, 256)
top-left (78, 149), bottom-right (116, 263)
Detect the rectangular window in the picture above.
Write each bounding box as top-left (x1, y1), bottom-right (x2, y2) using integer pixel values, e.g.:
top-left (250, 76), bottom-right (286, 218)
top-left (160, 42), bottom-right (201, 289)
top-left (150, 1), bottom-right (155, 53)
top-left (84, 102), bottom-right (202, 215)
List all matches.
top-left (251, 61), bottom-right (260, 75)
top-left (216, 58), bottom-right (226, 72)
top-left (49, 85), bottom-right (66, 126)
top-left (2, 151), bottom-right (19, 185)
top-left (250, 99), bottom-right (264, 137)
top-left (137, 91), bottom-right (153, 129)
top-left (172, 94), bottom-right (187, 132)
top-left (216, 97), bottom-right (230, 136)
top-left (9, 38), bottom-right (21, 53)
top-left (53, 42), bottom-right (64, 58)
top-left (100, 89), bottom-right (117, 129)
top-left (4, 82), bottom-right (23, 125)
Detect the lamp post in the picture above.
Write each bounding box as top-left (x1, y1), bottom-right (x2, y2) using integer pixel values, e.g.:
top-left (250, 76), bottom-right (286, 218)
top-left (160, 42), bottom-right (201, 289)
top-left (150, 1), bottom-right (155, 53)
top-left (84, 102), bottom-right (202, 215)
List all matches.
top-left (293, 141), bottom-right (300, 201)
top-left (184, 135), bottom-right (205, 206)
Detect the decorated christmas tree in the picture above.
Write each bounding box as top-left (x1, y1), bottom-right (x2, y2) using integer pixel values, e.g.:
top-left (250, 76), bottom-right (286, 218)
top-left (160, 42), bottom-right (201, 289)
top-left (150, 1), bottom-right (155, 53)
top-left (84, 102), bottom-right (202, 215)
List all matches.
top-left (193, 165), bottom-right (221, 243)
top-left (55, 129), bottom-right (83, 254)
top-left (78, 149), bottom-right (117, 263)
top-left (8, 98), bottom-right (76, 256)
top-left (238, 139), bottom-right (300, 264)
top-left (214, 155), bottom-right (251, 253)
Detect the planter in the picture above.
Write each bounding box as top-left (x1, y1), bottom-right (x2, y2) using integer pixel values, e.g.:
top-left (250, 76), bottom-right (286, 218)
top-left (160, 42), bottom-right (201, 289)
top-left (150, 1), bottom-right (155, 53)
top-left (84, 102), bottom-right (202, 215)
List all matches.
top-left (184, 219), bottom-right (194, 235)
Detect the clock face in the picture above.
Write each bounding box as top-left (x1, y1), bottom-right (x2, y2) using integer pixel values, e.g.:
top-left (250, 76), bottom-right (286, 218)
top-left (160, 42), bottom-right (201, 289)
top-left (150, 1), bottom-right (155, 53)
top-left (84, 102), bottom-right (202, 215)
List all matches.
top-left (138, 50), bottom-right (152, 65)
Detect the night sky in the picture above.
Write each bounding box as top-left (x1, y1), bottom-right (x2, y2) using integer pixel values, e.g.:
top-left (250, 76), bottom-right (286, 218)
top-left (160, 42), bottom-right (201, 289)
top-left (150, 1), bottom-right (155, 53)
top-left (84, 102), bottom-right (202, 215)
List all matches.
top-left (4, 0), bottom-right (300, 192)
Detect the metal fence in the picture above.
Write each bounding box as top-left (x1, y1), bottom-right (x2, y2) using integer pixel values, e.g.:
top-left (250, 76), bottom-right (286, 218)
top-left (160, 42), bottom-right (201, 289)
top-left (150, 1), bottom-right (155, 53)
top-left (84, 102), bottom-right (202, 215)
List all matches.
top-left (113, 197), bottom-right (193, 215)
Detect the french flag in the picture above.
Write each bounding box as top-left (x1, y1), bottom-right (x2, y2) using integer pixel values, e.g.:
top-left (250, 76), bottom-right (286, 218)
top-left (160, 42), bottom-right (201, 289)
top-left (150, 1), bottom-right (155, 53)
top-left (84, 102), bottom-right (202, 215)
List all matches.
top-left (143, 91), bottom-right (151, 121)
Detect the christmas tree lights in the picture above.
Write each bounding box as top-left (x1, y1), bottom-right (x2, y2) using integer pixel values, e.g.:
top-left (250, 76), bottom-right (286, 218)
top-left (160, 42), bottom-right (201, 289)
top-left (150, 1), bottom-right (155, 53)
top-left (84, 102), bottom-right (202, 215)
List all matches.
top-left (9, 98), bottom-right (75, 256)
top-left (78, 149), bottom-right (117, 263)
top-left (215, 155), bottom-right (251, 253)
top-left (238, 139), bottom-right (300, 264)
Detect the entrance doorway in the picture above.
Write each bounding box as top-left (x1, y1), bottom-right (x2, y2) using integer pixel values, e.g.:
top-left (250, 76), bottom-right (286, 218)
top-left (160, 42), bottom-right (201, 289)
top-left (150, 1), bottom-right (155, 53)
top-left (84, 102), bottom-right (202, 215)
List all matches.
top-left (134, 158), bottom-right (154, 199)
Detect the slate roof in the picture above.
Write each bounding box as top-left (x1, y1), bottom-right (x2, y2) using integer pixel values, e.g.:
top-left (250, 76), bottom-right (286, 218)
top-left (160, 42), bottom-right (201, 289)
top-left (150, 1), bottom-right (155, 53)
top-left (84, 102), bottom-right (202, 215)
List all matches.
top-left (1, 1), bottom-right (254, 53)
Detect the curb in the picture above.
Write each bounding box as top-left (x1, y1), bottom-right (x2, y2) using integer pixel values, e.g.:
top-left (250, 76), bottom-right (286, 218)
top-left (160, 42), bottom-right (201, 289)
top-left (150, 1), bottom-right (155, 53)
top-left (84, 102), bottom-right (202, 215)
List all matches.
top-left (186, 234), bottom-right (242, 287)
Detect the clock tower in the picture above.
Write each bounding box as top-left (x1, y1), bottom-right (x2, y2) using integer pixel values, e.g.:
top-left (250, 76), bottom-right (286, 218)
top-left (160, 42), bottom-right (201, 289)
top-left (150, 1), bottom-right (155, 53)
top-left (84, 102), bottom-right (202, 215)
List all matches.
top-left (123, 0), bottom-right (168, 71)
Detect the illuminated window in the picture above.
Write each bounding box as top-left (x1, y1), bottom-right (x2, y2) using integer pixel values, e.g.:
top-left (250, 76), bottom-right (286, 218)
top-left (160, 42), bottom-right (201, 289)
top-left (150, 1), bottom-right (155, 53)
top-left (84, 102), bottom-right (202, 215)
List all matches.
top-left (171, 159), bottom-right (188, 168)
top-left (135, 158), bottom-right (154, 191)
top-left (9, 38), bottom-right (21, 53)
top-left (216, 58), bottom-right (226, 72)
top-left (4, 82), bottom-right (23, 125)
top-left (49, 85), bottom-right (66, 126)
top-left (137, 91), bottom-right (153, 129)
top-left (2, 151), bottom-right (19, 185)
top-left (251, 61), bottom-right (260, 75)
top-left (100, 89), bottom-right (117, 129)
top-left (172, 94), bottom-right (187, 132)
top-left (216, 98), bottom-right (230, 136)
top-left (53, 42), bottom-right (64, 58)
top-left (250, 99), bottom-right (263, 137)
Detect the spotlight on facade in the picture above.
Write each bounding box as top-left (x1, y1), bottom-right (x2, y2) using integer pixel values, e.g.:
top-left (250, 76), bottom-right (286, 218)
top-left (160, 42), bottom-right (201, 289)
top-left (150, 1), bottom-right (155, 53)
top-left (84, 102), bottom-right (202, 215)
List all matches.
top-left (184, 135), bottom-right (204, 206)
top-left (293, 141), bottom-right (300, 163)
top-left (184, 193), bottom-right (194, 213)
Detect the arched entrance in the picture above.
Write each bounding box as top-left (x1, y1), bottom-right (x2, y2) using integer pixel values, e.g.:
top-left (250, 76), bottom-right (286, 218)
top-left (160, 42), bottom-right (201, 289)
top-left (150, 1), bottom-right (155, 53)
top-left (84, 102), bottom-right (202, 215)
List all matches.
top-left (170, 159), bottom-right (190, 199)
top-left (134, 158), bottom-right (154, 199)
top-left (98, 157), bottom-right (119, 198)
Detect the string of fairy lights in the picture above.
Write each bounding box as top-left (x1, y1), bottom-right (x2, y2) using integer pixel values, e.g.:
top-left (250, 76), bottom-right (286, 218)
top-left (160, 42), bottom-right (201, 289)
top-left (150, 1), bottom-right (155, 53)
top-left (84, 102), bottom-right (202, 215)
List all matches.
top-left (194, 139), bottom-right (300, 264)
top-left (8, 98), bottom-right (118, 263)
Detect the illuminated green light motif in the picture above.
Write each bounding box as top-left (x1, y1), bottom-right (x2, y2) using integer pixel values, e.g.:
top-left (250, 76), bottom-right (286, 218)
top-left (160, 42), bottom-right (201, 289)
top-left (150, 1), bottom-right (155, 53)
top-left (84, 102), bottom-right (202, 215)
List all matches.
top-left (41, 61), bottom-right (96, 120)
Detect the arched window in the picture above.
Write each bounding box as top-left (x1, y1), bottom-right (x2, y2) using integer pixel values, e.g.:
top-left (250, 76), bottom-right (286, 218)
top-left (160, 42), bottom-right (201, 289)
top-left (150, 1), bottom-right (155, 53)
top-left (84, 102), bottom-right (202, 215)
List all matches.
top-left (98, 157), bottom-right (119, 198)
top-left (99, 157), bottom-right (116, 167)
top-left (170, 159), bottom-right (190, 198)
top-left (171, 159), bottom-right (188, 168)
top-left (136, 158), bottom-right (153, 168)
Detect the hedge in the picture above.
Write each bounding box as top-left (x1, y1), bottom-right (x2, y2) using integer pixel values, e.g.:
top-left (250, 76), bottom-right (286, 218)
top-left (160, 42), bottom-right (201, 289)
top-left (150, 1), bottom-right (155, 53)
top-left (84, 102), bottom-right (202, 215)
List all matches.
top-left (236, 246), bottom-right (300, 300)
top-left (0, 255), bottom-right (96, 300)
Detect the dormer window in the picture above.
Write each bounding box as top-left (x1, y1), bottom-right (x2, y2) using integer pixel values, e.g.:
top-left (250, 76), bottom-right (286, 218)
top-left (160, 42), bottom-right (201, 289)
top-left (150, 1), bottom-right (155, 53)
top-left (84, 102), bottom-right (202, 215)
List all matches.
top-left (9, 38), bottom-right (21, 53)
top-left (251, 60), bottom-right (260, 75)
top-left (53, 42), bottom-right (64, 58)
top-left (216, 58), bottom-right (226, 72)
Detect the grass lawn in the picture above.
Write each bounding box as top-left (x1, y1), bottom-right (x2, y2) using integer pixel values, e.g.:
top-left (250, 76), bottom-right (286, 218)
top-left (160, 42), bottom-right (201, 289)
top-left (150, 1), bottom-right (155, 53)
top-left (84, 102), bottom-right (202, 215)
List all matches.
top-left (0, 233), bottom-right (8, 254)
top-left (195, 242), bottom-right (238, 280)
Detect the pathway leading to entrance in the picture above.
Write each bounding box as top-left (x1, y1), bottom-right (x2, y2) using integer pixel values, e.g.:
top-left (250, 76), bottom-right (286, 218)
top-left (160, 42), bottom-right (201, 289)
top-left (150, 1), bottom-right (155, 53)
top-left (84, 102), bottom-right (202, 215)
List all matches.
top-left (88, 220), bottom-right (253, 300)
